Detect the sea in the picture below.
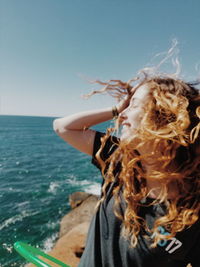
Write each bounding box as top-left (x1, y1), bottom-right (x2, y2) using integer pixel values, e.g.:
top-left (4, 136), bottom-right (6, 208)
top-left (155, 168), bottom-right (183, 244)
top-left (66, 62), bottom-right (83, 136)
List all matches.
top-left (0, 115), bottom-right (111, 267)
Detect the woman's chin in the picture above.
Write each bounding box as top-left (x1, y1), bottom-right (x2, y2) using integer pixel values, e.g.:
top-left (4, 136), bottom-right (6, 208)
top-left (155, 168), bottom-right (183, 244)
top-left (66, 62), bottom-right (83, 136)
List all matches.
top-left (120, 133), bottom-right (134, 143)
top-left (120, 128), bottom-right (136, 141)
top-left (120, 132), bottom-right (130, 141)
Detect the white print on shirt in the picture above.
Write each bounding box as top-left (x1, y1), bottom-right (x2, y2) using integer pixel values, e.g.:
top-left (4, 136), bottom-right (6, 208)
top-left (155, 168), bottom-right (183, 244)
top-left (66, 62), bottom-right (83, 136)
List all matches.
top-left (151, 226), bottom-right (182, 254)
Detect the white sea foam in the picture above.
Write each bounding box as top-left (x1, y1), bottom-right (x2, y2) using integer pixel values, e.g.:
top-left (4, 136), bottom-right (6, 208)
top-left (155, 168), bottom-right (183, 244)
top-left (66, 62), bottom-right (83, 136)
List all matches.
top-left (16, 201), bottom-right (30, 208)
top-left (47, 176), bottom-right (101, 195)
top-left (2, 243), bottom-right (13, 253)
top-left (47, 181), bottom-right (60, 194)
top-left (7, 187), bottom-right (23, 193)
top-left (84, 182), bottom-right (101, 195)
top-left (67, 176), bottom-right (101, 195)
top-left (0, 210), bottom-right (39, 231)
top-left (8, 263), bottom-right (25, 267)
top-left (17, 201), bottom-right (30, 206)
top-left (46, 221), bottom-right (58, 230)
top-left (42, 232), bottom-right (59, 252)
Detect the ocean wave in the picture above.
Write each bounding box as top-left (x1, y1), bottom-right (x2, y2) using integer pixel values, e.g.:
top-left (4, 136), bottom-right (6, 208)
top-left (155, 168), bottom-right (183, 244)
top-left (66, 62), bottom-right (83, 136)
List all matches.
top-left (46, 221), bottom-right (58, 230)
top-left (47, 180), bottom-right (68, 194)
top-left (0, 210), bottom-right (39, 231)
top-left (1, 262), bottom-right (26, 267)
top-left (67, 176), bottom-right (101, 195)
top-left (47, 182), bottom-right (60, 194)
top-left (42, 232), bottom-right (59, 252)
top-left (0, 263), bottom-right (24, 267)
top-left (2, 243), bottom-right (13, 254)
top-left (16, 201), bottom-right (30, 208)
top-left (84, 182), bottom-right (101, 195)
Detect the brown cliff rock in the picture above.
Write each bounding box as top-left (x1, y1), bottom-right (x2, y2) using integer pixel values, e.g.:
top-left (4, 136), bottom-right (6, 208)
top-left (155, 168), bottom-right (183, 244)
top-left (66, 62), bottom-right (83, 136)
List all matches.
top-left (59, 193), bottom-right (99, 238)
top-left (69, 192), bottom-right (92, 209)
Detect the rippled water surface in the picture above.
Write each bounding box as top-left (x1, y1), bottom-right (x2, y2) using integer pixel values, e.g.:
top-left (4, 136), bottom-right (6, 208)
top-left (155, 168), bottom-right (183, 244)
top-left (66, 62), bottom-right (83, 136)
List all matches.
top-left (0, 115), bottom-right (109, 266)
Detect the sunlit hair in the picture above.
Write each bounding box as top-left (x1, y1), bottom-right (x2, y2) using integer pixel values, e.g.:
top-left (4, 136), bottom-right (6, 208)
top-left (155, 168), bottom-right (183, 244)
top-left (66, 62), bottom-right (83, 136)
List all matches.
top-left (87, 66), bottom-right (200, 247)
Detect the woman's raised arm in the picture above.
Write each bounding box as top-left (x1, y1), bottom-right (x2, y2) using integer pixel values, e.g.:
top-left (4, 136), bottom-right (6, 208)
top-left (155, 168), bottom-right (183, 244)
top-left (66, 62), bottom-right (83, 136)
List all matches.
top-left (53, 107), bottom-right (114, 155)
top-left (53, 93), bottom-right (131, 155)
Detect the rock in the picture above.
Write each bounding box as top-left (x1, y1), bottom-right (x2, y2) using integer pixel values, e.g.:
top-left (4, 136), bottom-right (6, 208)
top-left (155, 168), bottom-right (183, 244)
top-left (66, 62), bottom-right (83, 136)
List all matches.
top-left (59, 194), bottom-right (99, 238)
top-left (52, 222), bottom-right (89, 266)
top-left (69, 192), bottom-right (91, 209)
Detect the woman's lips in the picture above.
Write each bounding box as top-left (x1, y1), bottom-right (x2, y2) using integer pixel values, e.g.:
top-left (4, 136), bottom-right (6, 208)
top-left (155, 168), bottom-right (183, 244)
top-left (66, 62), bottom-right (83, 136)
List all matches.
top-left (122, 122), bottom-right (131, 127)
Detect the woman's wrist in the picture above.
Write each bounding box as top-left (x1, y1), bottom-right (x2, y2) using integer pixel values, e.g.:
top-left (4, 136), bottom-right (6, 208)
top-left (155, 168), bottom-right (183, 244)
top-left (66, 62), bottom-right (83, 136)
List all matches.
top-left (112, 106), bottom-right (119, 119)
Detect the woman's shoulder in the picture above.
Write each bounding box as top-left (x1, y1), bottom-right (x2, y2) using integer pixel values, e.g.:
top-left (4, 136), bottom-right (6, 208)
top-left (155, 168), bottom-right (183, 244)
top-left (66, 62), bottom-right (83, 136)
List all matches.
top-left (92, 131), bottom-right (119, 169)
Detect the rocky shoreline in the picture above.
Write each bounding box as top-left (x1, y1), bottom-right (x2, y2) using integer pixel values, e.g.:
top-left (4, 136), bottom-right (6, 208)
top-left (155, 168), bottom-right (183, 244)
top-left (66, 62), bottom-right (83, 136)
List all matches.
top-left (26, 192), bottom-right (99, 267)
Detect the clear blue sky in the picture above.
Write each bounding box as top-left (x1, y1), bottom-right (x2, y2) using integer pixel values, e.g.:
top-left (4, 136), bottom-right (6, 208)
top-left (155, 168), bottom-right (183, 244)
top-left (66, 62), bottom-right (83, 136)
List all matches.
top-left (1, 0), bottom-right (200, 117)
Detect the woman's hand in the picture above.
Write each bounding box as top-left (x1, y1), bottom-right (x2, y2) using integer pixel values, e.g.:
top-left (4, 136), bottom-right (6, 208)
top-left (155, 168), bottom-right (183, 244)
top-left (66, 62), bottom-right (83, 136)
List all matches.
top-left (116, 95), bottom-right (131, 114)
top-left (116, 87), bottom-right (137, 114)
top-left (115, 85), bottom-right (138, 114)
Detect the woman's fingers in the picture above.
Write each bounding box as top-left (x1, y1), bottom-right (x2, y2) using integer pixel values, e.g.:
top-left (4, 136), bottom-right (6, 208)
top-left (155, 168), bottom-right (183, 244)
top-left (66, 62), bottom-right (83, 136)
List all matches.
top-left (116, 94), bottom-right (132, 114)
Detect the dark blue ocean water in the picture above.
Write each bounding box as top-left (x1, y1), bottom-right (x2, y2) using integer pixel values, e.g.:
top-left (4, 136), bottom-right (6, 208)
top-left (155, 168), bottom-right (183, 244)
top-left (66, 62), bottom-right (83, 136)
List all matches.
top-left (0, 115), bottom-right (110, 267)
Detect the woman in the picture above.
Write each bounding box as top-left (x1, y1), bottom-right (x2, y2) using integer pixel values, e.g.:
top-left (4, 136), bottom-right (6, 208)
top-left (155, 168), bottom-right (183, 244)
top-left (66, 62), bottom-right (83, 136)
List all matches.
top-left (53, 75), bottom-right (200, 267)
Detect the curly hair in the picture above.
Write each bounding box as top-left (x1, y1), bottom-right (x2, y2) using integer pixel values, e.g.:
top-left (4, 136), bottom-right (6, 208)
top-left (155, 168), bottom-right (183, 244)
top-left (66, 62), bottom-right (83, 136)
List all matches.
top-left (92, 75), bottom-right (200, 248)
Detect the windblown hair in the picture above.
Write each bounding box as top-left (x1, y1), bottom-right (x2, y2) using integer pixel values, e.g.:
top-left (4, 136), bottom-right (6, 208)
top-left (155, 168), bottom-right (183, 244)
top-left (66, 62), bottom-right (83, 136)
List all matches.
top-left (90, 74), bottom-right (200, 248)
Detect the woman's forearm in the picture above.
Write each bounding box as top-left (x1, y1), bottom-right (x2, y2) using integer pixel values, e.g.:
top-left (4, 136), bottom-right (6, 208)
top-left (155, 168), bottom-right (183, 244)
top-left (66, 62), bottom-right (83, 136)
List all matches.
top-left (53, 107), bottom-right (114, 132)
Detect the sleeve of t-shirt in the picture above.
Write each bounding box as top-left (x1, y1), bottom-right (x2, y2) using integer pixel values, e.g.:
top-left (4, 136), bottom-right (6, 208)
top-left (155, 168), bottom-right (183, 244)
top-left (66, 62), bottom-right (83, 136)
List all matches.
top-left (91, 131), bottom-right (119, 171)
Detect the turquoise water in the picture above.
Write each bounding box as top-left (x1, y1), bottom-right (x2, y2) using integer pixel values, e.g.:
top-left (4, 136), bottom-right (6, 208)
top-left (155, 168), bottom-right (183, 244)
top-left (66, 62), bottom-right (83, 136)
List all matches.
top-left (0, 115), bottom-right (109, 267)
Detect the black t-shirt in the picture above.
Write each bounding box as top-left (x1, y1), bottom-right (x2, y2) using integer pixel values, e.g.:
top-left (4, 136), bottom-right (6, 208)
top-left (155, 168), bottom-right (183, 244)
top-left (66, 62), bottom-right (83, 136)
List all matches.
top-left (78, 132), bottom-right (200, 267)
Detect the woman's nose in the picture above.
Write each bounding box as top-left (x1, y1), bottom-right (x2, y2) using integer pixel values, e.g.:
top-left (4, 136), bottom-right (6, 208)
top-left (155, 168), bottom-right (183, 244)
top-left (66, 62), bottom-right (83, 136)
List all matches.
top-left (119, 106), bottom-right (128, 118)
top-left (118, 111), bottom-right (127, 124)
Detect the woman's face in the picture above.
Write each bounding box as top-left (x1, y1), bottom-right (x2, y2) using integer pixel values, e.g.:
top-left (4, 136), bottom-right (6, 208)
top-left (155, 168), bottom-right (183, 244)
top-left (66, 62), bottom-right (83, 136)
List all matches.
top-left (119, 83), bottom-right (150, 141)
